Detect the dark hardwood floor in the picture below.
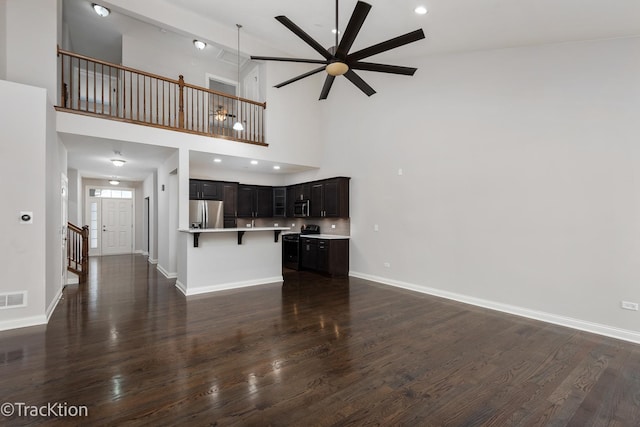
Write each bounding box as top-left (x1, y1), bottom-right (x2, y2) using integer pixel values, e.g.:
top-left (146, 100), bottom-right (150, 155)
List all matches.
top-left (1, 254), bottom-right (639, 426)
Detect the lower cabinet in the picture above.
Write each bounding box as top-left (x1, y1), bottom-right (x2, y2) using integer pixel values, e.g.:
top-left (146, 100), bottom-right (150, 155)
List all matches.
top-left (300, 237), bottom-right (349, 277)
top-left (300, 238), bottom-right (318, 271)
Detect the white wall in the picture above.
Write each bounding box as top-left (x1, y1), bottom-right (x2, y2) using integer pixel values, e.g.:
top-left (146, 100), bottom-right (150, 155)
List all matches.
top-left (0, 0), bottom-right (6, 80)
top-left (315, 37), bottom-right (640, 339)
top-left (156, 151), bottom-right (180, 277)
top-left (5, 0), bottom-right (58, 104)
top-left (45, 111), bottom-right (67, 320)
top-left (0, 81), bottom-right (48, 329)
top-left (143, 171), bottom-right (158, 262)
top-left (67, 168), bottom-right (81, 225)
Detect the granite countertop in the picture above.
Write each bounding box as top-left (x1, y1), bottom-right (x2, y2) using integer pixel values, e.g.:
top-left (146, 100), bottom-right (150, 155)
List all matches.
top-left (179, 227), bottom-right (291, 233)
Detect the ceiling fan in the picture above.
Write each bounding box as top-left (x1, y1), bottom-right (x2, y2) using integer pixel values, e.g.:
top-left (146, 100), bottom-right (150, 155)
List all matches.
top-left (250, 0), bottom-right (426, 100)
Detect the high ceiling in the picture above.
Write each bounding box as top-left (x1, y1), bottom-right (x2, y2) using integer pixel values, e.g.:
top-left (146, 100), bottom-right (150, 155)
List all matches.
top-left (67, 0), bottom-right (640, 61)
top-left (61, 0), bottom-right (640, 181)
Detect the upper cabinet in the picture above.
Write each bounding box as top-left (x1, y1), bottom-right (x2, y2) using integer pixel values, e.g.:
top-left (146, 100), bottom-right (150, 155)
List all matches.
top-left (273, 187), bottom-right (286, 217)
top-left (237, 185), bottom-right (274, 218)
top-left (189, 179), bottom-right (221, 200)
top-left (221, 182), bottom-right (238, 228)
top-left (309, 177), bottom-right (350, 218)
top-left (191, 177), bottom-right (349, 219)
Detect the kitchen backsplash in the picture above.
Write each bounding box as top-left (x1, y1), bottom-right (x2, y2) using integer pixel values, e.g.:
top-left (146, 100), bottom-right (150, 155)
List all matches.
top-left (237, 217), bottom-right (350, 236)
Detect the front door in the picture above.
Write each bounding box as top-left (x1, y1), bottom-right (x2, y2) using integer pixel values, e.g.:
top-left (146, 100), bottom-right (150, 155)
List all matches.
top-left (101, 198), bottom-right (133, 255)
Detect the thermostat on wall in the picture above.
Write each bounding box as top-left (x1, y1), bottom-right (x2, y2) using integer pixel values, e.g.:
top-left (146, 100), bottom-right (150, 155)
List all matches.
top-left (20, 211), bottom-right (33, 224)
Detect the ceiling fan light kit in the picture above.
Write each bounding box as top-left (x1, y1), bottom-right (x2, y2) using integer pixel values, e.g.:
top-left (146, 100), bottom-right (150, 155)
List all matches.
top-left (251, 0), bottom-right (425, 100)
top-left (326, 62), bottom-right (349, 76)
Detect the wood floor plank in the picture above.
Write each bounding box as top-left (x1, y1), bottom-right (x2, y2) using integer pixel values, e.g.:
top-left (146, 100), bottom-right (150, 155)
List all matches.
top-left (0, 254), bottom-right (639, 426)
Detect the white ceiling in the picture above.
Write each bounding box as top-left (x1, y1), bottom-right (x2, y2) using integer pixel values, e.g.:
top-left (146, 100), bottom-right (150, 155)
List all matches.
top-left (189, 151), bottom-right (315, 175)
top-left (61, 133), bottom-right (177, 181)
top-left (61, 0), bottom-right (640, 182)
top-left (69, 0), bottom-right (640, 60)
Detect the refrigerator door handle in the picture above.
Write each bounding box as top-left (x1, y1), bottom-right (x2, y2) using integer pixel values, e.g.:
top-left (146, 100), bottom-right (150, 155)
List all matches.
top-left (203, 200), bottom-right (208, 229)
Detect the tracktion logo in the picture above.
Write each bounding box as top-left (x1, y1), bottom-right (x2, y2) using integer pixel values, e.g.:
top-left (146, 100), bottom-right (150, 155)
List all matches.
top-left (1, 402), bottom-right (89, 418)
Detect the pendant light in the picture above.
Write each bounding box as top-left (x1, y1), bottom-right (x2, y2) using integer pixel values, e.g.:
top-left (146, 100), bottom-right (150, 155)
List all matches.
top-left (233, 24), bottom-right (244, 132)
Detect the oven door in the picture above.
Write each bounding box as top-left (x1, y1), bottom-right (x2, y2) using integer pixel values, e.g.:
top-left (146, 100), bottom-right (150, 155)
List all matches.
top-left (282, 235), bottom-right (300, 270)
top-left (293, 200), bottom-right (309, 217)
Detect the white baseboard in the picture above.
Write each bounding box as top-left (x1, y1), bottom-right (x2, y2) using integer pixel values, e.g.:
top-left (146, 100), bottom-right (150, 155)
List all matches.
top-left (349, 271), bottom-right (640, 345)
top-left (179, 276), bottom-right (284, 297)
top-left (134, 250), bottom-right (149, 256)
top-left (46, 286), bottom-right (64, 322)
top-left (148, 258), bottom-right (158, 265)
top-left (175, 280), bottom-right (187, 295)
top-left (0, 315), bottom-right (47, 332)
top-left (66, 272), bottom-right (79, 285)
top-left (156, 264), bottom-right (177, 279)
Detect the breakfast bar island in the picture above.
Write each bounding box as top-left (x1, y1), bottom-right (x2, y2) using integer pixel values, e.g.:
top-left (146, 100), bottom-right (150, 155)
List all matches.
top-left (176, 227), bottom-right (290, 296)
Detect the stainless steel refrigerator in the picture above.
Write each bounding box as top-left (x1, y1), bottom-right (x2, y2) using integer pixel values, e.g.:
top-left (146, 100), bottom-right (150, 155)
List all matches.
top-left (189, 200), bottom-right (224, 229)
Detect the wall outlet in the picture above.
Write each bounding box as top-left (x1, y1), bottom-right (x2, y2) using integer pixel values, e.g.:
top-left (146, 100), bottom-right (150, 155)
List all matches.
top-left (331, 224), bottom-right (336, 229)
top-left (374, 224), bottom-right (379, 232)
top-left (398, 168), bottom-right (403, 176)
top-left (621, 301), bottom-right (639, 311)
top-left (274, 223), bottom-right (279, 227)
top-left (384, 262), bottom-right (390, 268)
top-left (291, 223), bottom-right (296, 227)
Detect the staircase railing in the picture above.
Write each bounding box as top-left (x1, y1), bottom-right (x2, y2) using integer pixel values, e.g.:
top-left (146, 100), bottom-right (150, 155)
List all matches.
top-left (57, 47), bottom-right (267, 146)
top-left (67, 222), bottom-right (89, 284)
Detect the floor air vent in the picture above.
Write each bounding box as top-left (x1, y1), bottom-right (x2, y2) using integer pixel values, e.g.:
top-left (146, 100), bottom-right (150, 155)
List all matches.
top-left (0, 292), bottom-right (27, 309)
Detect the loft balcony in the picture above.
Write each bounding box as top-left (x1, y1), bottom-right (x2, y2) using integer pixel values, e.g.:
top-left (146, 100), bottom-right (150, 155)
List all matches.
top-left (56, 48), bottom-right (267, 146)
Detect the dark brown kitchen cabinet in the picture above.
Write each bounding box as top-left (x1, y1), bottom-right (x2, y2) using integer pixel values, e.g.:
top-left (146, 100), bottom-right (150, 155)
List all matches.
top-left (237, 185), bottom-right (273, 218)
top-left (300, 237), bottom-right (349, 277)
top-left (300, 237), bottom-right (318, 270)
top-left (273, 187), bottom-right (286, 217)
top-left (309, 177), bottom-right (349, 218)
top-left (189, 179), bottom-right (221, 200)
top-left (221, 182), bottom-right (238, 228)
top-left (286, 183), bottom-right (311, 216)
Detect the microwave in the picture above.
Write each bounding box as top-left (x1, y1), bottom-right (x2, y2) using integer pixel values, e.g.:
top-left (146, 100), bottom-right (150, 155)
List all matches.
top-left (294, 199), bottom-right (310, 217)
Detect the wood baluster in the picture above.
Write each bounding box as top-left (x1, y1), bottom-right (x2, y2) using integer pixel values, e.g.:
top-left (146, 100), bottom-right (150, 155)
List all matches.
top-left (178, 75), bottom-right (185, 129)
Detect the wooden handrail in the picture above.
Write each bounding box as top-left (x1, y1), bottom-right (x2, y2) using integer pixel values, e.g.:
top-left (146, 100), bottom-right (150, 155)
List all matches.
top-left (57, 47), bottom-right (267, 146)
top-left (67, 222), bottom-right (89, 284)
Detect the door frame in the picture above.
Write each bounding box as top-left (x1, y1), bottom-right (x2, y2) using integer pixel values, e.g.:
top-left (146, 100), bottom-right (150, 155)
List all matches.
top-left (61, 173), bottom-right (68, 288)
top-left (84, 185), bottom-right (136, 256)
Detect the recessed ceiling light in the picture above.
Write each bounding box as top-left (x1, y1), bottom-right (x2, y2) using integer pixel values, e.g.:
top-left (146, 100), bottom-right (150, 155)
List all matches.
top-left (250, 160), bottom-right (258, 165)
top-left (193, 40), bottom-right (206, 50)
top-left (111, 159), bottom-right (126, 167)
top-left (213, 158), bottom-right (222, 163)
top-left (92, 4), bottom-right (110, 17)
top-left (273, 165), bottom-right (281, 170)
top-left (414, 6), bottom-right (428, 15)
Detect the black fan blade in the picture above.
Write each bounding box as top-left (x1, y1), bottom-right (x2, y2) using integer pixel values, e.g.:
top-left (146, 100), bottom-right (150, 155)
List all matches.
top-left (350, 62), bottom-right (417, 75)
top-left (275, 16), bottom-right (333, 60)
top-left (335, 1), bottom-right (372, 59)
top-left (274, 66), bottom-right (326, 89)
top-left (347, 29), bottom-right (425, 62)
top-left (251, 56), bottom-right (328, 65)
top-left (344, 70), bottom-right (376, 96)
top-left (319, 75), bottom-right (336, 100)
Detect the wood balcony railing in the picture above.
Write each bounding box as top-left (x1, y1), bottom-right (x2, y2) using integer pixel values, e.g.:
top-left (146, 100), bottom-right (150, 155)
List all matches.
top-left (57, 48), bottom-right (267, 146)
top-left (67, 222), bottom-right (89, 284)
